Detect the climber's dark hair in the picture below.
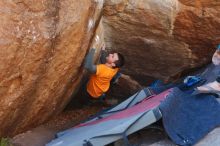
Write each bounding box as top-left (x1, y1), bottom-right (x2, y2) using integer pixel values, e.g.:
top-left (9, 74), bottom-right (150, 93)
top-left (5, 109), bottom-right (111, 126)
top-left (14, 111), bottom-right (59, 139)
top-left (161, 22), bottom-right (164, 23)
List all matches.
top-left (114, 52), bottom-right (125, 68)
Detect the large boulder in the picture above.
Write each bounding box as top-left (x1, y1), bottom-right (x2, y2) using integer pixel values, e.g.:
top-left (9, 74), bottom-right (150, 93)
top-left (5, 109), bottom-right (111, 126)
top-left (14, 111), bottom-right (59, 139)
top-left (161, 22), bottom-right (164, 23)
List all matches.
top-left (103, 0), bottom-right (220, 85)
top-left (0, 0), bottom-right (103, 136)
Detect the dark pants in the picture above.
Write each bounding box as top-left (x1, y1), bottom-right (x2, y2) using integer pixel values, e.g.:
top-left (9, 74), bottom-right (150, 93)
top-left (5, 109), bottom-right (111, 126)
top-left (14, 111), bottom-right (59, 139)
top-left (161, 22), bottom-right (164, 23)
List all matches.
top-left (81, 72), bottom-right (121, 106)
top-left (216, 76), bottom-right (220, 83)
top-left (81, 84), bottom-right (106, 106)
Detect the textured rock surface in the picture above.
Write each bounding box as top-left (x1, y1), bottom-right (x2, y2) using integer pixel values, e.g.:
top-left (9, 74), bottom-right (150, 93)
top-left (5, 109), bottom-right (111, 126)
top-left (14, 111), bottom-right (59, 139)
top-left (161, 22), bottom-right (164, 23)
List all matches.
top-left (0, 0), bottom-right (103, 136)
top-left (103, 0), bottom-right (220, 84)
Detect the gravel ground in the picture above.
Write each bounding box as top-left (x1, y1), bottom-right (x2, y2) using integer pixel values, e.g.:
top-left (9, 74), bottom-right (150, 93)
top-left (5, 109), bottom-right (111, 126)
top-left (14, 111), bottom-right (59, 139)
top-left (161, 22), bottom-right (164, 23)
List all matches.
top-left (11, 105), bottom-right (104, 146)
top-left (11, 104), bottom-right (173, 146)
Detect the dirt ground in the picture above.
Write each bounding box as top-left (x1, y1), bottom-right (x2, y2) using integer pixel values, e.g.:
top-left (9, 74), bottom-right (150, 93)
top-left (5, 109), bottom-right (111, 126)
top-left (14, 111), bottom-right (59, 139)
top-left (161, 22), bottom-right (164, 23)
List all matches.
top-left (11, 105), bottom-right (105, 146)
top-left (15, 95), bottom-right (220, 146)
top-left (10, 103), bottom-right (173, 146)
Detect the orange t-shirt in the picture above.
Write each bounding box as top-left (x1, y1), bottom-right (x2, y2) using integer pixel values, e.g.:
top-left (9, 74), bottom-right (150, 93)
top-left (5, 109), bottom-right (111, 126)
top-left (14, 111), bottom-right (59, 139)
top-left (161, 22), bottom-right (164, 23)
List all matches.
top-left (87, 64), bottom-right (119, 98)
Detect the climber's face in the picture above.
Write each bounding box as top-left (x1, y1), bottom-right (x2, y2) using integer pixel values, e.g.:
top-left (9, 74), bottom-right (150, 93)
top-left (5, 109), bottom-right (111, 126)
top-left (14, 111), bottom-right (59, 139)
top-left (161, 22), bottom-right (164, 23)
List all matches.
top-left (106, 53), bottom-right (119, 67)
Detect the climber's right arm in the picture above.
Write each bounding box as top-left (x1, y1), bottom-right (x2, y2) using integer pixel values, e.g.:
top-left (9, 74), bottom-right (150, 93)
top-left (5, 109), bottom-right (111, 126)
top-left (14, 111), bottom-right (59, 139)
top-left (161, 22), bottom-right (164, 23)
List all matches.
top-left (84, 48), bottom-right (97, 74)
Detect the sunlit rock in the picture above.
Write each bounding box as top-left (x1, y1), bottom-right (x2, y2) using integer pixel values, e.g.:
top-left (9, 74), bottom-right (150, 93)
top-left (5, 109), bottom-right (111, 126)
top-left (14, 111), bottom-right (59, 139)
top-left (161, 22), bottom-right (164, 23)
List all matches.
top-left (103, 0), bottom-right (220, 84)
top-left (0, 0), bottom-right (103, 136)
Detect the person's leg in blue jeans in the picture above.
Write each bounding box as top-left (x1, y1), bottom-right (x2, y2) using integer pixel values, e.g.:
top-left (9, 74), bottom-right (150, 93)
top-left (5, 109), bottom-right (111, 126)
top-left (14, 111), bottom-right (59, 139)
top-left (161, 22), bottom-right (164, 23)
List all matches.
top-left (195, 44), bottom-right (220, 93)
top-left (216, 75), bottom-right (220, 83)
top-left (111, 72), bottom-right (122, 85)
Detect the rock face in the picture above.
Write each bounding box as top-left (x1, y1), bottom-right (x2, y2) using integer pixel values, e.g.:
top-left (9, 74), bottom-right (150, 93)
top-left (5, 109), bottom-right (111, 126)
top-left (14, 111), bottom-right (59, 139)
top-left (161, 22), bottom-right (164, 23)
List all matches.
top-left (0, 0), bottom-right (103, 136)
top-left (103, 0), bottom-right (220, 84)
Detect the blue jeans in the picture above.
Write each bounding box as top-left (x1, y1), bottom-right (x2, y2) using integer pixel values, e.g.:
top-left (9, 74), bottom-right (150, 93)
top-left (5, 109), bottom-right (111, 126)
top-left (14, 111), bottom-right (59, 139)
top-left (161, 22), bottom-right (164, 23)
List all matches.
top-left (216, 75), bottom-right (220, 83)
top-left (111, 72), bottom-right (122, 84)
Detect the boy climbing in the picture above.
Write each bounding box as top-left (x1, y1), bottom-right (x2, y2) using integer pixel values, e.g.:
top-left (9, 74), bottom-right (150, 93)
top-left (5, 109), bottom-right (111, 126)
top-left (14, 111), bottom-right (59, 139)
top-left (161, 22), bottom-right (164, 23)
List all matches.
top-left (84, 44), bottom-right (125, 103)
